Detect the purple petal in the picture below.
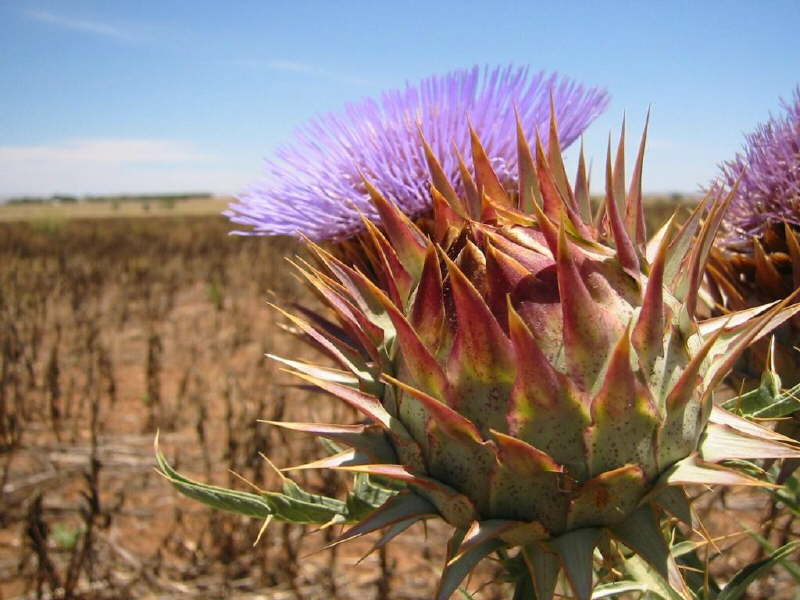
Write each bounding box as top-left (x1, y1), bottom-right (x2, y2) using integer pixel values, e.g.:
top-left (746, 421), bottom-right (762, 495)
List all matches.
top-left (712, 87), bottom-right (800, 247)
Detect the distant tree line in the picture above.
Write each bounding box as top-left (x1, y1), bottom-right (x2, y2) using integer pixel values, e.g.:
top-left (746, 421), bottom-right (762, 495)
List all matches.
top-left (5, 193), bottom-right (213, 206)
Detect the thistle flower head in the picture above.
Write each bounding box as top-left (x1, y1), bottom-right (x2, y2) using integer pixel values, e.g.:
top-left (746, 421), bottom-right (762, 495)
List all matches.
top-left (714, 87), bottom-right (800, 248)
top-left (225, 65), bottom-right (608, 240)
top-left (706, 88), bottom-right (800, 384)
top-left (164, 111), bottom-right (800, 600)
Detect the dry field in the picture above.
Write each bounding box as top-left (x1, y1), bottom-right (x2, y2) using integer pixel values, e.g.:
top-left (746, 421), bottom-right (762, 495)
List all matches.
top-left (1, 198), bottom-right (795, 599)
top-left (0, 197), bottom-right (231, 223)
top-left (0, 214), bottom-right (488, 600)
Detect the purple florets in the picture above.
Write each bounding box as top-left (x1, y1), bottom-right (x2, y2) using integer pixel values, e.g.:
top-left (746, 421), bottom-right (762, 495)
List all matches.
top-left (715, 87), bottom-right (800, 248)
top-left (225, 65), bottom-right (609, 241)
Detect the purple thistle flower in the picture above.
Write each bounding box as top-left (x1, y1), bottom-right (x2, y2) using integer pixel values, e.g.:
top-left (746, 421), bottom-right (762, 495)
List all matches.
top-left (714, 87), bottom-right (800, 248)
top-left (225, 65), bottom-right (608, 241)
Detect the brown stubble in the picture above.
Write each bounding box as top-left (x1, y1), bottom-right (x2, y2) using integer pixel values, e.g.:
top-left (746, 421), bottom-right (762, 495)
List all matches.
top-left (0, 216), bottom-right (507, 599)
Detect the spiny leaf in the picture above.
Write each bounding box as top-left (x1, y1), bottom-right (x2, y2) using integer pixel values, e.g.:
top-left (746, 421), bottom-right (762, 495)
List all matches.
top-left (284, 371), bottom-right (389, 431)
top-left (665, 323), bottom-right (725, 412)
top-left (723, 378), bottom-right (800, 419)
top-left (363, 515), bottom-right (421, 556)
top-left (534, 122), bottom-right (591, 238)
top-left (506, 299), bottom-right (591, 478)
top-left (716, 542), bottom-right (800, 600)
top-left (703, 298), bottom-right (800, 396)
top-left (485, 243), bottom-right (530, 330)
top-left (305, 241), bottom-right (397, 336)
top-left (745, 530), bottom-right (800, 583)
top-left (155, 443), bottom-right (350, 524)
top-left (282, 370), bottom-right (425, 469)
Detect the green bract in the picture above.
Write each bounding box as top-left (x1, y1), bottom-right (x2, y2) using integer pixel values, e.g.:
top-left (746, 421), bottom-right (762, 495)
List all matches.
top-left (159, 113), bottom-right (800, 599)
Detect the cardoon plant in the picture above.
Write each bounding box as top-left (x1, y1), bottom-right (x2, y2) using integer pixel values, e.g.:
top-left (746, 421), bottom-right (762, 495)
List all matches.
top-left (159, 72), bottom-right (800, 598)
top-left (707, 88), bottom-right (800, 384)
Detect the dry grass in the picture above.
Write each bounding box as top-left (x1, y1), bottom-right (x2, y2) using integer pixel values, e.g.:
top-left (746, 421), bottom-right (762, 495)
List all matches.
top-left (0, 200), bottom-right (795, 599)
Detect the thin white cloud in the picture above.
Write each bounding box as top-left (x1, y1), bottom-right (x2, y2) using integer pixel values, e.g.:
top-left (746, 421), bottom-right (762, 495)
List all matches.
top-left (265, 59), bottom-right (316, 74)
top-left (0, 139), bottom-right (235, 196)
top-left (0, 139), bottom-right (207, 163)
top-left (230, 58), bottom-right (369, 86)
top-left (25, 9), bottom-right (133, 41)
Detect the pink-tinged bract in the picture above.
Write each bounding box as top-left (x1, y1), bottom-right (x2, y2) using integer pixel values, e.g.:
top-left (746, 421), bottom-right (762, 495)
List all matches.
top-left (225, 65), bottom-right (608, 240)
top-left (713, 87), bottom-right (800, 248)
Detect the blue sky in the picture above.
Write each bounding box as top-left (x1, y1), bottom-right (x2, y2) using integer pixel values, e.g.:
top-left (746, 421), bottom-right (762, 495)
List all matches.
top-left (1, 0), bottom-right (798, 198)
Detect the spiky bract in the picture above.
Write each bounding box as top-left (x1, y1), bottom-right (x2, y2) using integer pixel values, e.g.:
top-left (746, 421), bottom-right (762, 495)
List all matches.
top-left (225, 65), bottom-right (608, 240)
top-left (264, 115), bottom-right (800, 598)
top-left (708, 222), bottom-right (800, 383)
top-left (161, 112), bottom-right (800, 599)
